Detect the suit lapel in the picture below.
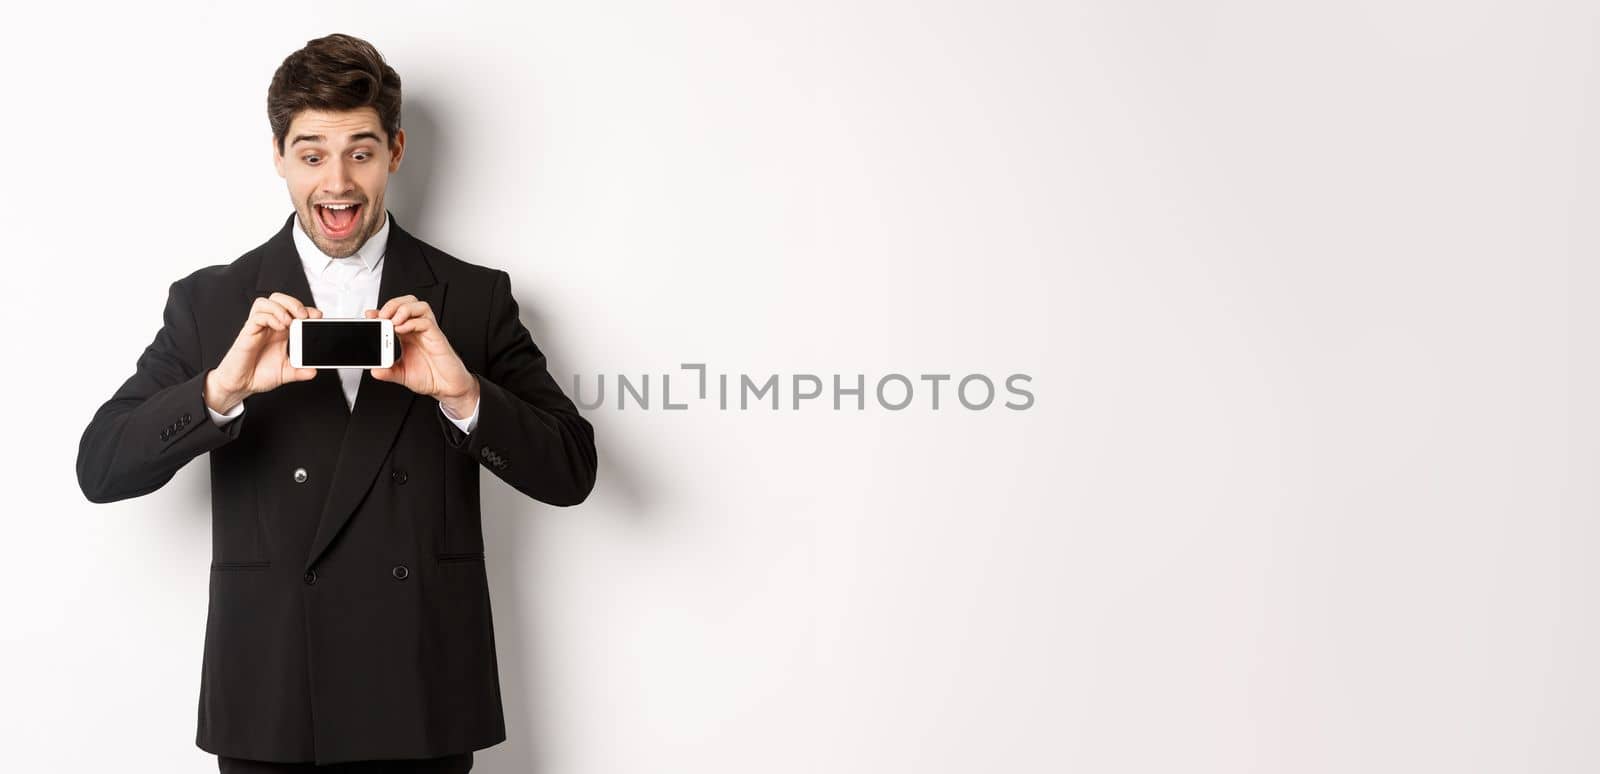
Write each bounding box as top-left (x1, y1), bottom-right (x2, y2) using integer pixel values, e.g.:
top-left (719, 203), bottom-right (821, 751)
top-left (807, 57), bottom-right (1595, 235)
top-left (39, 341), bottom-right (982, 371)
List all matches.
top-left (251, 211), bottom-right (447, 574)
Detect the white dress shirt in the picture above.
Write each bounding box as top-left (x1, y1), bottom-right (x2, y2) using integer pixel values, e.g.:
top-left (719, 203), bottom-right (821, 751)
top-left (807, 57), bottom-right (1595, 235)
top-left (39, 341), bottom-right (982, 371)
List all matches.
top-left (206, 210), bottom-right (479, 432)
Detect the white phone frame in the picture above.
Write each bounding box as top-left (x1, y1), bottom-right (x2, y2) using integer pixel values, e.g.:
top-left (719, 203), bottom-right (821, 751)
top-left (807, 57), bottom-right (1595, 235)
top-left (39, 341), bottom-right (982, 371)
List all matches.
top-left (288, 318), bottom-right (396, 369)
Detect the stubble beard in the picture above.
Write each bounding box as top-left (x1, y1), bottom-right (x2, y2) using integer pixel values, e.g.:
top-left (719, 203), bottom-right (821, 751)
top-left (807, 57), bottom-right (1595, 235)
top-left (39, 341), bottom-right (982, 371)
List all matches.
top-left (298, 203), bottom-right (372, 259)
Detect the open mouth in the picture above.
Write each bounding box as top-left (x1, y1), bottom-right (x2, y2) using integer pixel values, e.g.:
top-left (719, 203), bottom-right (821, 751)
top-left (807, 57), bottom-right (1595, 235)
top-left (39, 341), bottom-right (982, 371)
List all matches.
top-left (314, 201), bottom-right (363, 239)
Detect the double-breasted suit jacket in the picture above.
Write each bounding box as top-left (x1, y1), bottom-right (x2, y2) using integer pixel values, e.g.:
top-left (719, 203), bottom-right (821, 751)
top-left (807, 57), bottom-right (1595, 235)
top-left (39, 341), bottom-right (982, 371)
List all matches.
top-left (75, 212), bottom-right (598, 764)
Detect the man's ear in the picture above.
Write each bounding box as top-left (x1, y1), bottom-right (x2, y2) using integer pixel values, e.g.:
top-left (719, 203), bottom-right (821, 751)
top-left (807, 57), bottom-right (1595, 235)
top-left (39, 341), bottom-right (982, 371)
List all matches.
top-left (272, 135), bottom-right (285, 179)
top-left (388, 128), bottom-right (405, 174)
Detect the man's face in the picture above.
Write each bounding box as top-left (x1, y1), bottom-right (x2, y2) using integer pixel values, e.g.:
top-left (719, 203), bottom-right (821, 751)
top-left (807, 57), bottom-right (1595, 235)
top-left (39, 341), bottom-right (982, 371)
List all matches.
top-left (273, 106), bottom-right (405, 258)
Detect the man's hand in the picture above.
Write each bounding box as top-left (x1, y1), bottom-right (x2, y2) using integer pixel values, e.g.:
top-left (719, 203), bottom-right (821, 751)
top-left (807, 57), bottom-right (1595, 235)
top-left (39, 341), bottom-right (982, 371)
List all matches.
top-left (366, 295), bottom-right (479, 414)
top-left (204, 292), bottom-right (323, 414)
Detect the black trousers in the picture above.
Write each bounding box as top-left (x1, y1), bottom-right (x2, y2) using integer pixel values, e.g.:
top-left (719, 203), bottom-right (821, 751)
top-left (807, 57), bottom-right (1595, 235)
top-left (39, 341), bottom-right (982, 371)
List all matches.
top-left (216, 752), bottom-right (473, 773)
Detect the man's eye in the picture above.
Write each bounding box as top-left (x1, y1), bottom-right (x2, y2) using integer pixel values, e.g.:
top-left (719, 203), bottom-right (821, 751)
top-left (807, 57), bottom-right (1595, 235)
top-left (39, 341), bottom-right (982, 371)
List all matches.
top-left (353, 153), bottom-right (370, 161)
top-left (302, 155), bottom-right (320, 164)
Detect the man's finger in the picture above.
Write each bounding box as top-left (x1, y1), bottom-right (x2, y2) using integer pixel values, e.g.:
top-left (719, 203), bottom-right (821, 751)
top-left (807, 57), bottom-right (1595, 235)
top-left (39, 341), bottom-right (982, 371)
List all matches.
top-left (395, 317), bottom-right (434, 335)
top-left (253, 297), bottom-right (299, 324)
top-left (246, 310), bottom-right (288, 333)
top-left (391, 301), bottom-right (435, 329)
top-left (378, 295), bottom-right (419, 319)
top-left (268, 292), bottom-right (310, 319)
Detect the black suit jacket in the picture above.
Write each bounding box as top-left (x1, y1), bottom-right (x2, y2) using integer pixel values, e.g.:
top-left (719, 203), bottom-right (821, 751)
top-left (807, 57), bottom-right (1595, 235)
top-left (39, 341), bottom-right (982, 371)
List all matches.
top-left (76, 211), bottom-right (598, 764)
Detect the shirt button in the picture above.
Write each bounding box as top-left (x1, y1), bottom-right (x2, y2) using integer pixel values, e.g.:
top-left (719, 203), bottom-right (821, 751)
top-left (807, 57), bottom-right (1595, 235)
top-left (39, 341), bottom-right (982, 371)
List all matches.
top-left (293, 467), bottom-right (308, 483)
top-left (303, 570), bottom-right (318, 585)
top-left (391, 564), bottom-right (410, 580)
top-left (391, 469), bottom-right (408, 485)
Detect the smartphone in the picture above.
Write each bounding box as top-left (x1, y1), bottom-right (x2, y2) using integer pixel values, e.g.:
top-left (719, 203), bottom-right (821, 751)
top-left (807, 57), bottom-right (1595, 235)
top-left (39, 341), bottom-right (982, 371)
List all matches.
top-left (289, 318), bottom-right (398, 369)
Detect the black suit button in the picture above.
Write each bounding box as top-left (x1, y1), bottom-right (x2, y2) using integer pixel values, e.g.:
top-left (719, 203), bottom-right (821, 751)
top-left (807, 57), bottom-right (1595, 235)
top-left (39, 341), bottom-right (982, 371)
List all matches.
top-left (480, 447), bottom-right (492, 459)
top-left (392, 469), bottom-right (408, 485)
top-left (392, 564), bottom-right (410, 580)
top-left (182, 413), bottom-right (192, 423)
top-left (293, 467), bottom-right (308, 484)
top-left (303, 570), bottom-right (318, 585)
top-left (160, 429), bottom-right (170, 440)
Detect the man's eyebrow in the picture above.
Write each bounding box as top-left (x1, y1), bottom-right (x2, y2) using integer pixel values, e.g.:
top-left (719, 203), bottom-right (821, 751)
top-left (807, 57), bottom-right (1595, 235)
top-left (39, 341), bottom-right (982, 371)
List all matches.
top-left (290, 131), bottom-right (384, 148)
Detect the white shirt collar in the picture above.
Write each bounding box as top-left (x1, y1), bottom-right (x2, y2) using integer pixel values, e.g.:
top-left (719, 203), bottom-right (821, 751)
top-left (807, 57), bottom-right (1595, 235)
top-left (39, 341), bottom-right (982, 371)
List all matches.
top-left (292, 208), bottom-right (391, 276)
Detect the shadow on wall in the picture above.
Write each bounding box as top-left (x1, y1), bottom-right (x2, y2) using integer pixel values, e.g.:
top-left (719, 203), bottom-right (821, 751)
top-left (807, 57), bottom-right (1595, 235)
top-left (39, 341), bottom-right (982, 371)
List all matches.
top-left (387, 95), bottom-right (655, 774)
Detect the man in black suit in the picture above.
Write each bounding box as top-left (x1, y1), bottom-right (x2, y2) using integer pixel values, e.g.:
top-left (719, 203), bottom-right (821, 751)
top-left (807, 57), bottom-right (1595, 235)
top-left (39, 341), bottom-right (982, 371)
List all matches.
top-left (75, 33), bottom-right (597, 772)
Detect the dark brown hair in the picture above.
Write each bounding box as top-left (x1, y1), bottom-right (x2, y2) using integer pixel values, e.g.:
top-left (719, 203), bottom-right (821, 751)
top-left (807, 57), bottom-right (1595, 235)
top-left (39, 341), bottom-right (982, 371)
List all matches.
top-left (267, 33), bottom-right (402, 155)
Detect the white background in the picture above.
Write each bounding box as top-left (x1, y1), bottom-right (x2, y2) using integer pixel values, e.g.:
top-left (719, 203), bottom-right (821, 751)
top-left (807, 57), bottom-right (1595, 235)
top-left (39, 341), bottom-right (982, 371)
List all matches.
top-left (2, 1), bottom-right (1596, 771)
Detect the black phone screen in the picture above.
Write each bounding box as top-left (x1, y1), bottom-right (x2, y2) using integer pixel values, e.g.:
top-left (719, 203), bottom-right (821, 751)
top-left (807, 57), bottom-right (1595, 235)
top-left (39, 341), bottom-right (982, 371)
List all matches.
top-left (302, 321), bottom-right (382, 367)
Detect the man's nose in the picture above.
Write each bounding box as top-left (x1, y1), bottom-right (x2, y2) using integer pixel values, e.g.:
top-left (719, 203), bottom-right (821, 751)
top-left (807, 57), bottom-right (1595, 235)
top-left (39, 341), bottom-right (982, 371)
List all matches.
top-left (321, 157), bottom-right (356, 195)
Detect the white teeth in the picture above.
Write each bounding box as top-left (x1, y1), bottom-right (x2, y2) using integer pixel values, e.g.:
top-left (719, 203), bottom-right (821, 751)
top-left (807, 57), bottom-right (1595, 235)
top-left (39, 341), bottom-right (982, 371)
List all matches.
top-left (320, 203), bottom-right (356, 210)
